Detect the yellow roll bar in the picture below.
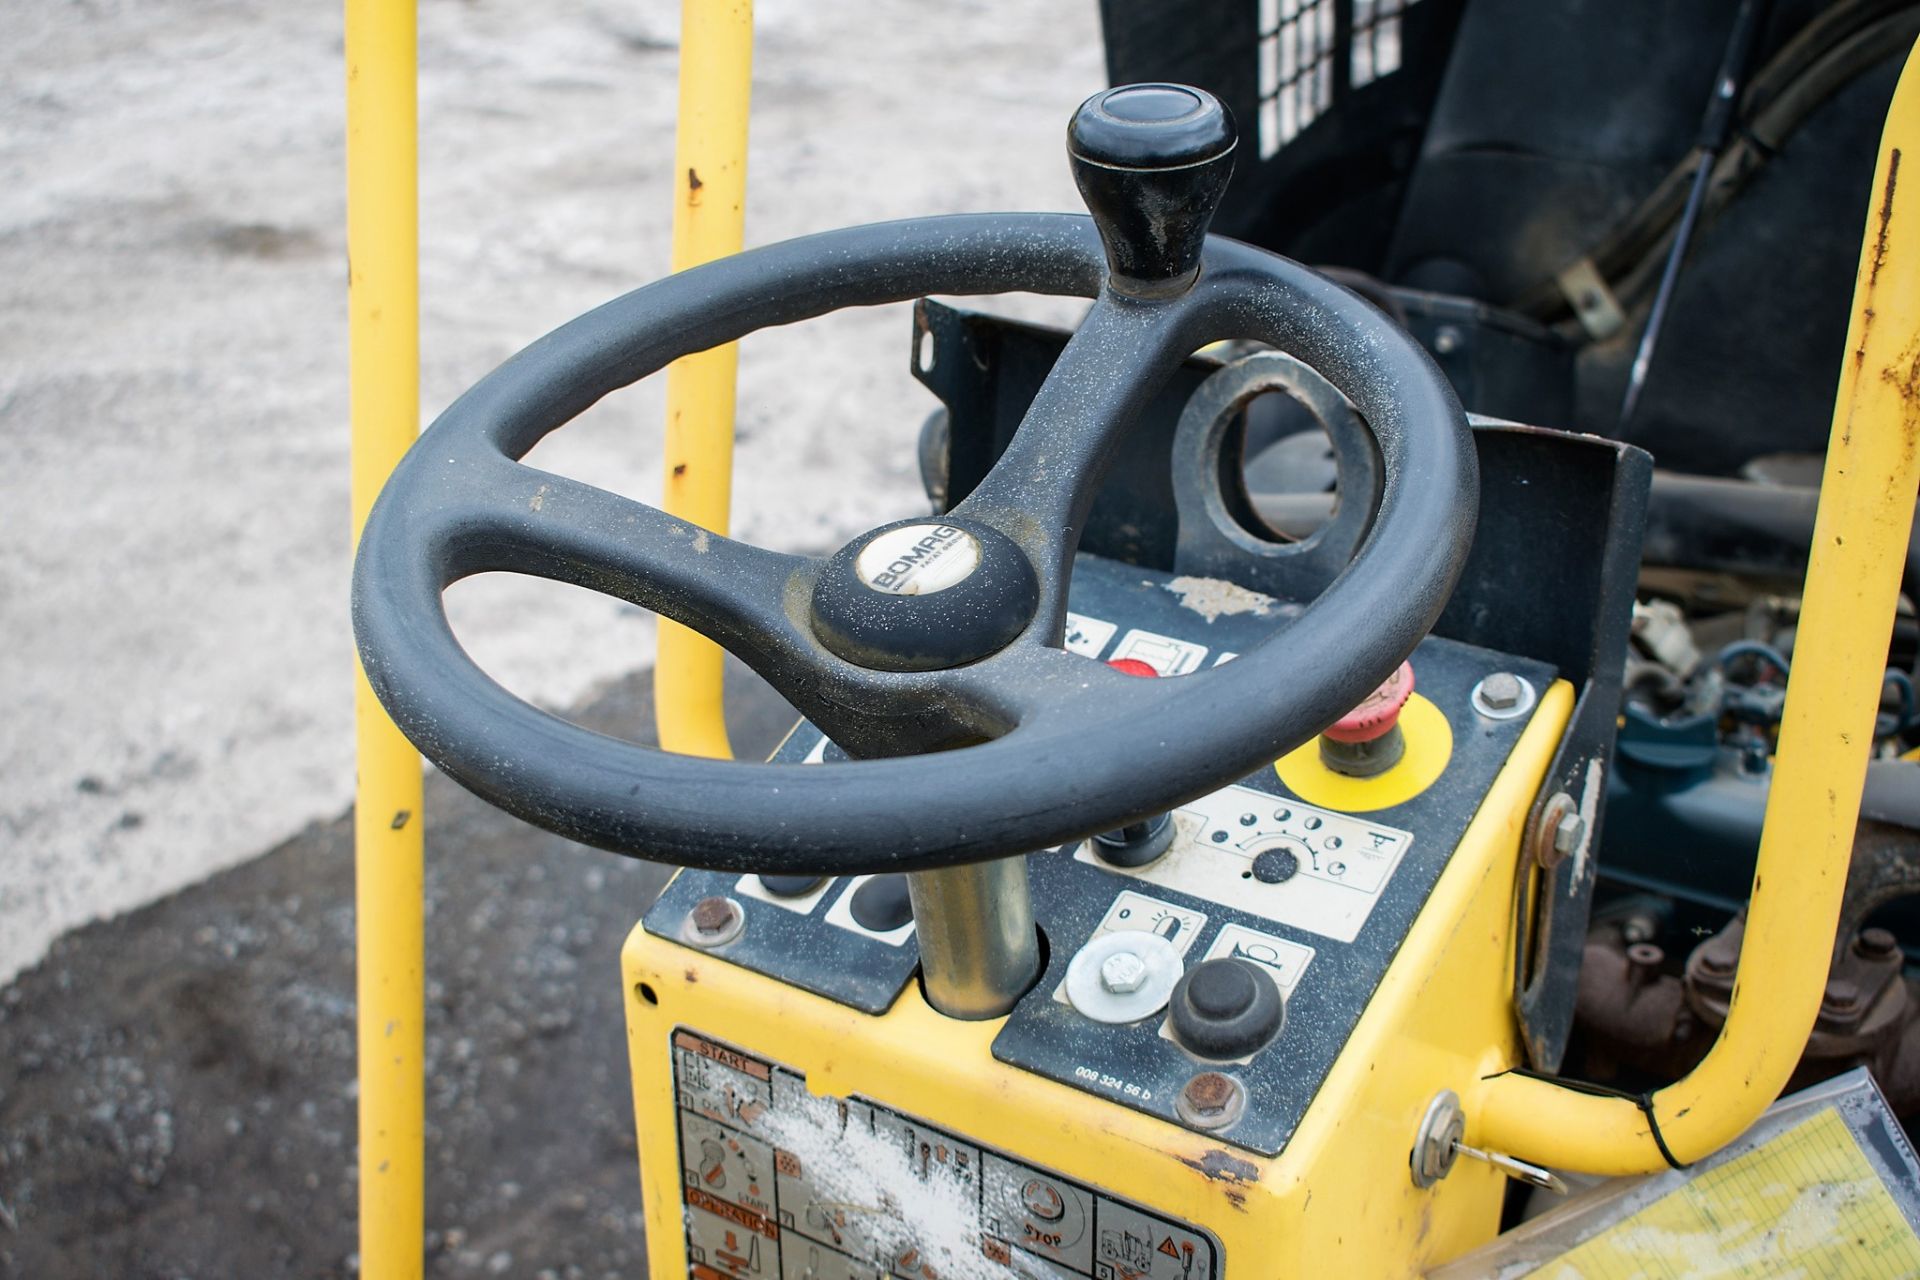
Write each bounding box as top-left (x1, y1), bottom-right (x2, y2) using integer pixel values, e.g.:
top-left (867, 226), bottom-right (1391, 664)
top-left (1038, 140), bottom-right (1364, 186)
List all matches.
top-left (345, 0), bottom-right (424, 1274)
top-left (344, 6), bottom-right (757, 1273)
top-left (654, 0), bottom-right (755, 759)
top-left (1479, 41), bottom-right (1920, 1176)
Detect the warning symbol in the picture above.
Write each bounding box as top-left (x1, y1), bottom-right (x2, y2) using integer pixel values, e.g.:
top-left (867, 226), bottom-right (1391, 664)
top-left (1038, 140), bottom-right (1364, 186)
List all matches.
top-left (1158, 1236), bottom-right (1181, 1260)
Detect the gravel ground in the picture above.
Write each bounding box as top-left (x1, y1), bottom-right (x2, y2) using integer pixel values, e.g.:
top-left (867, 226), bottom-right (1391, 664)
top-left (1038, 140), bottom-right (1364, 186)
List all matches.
top-left (0, 662), bottom-right (797, 1278)
top-left (0, 0), bottom-right (1102, 981)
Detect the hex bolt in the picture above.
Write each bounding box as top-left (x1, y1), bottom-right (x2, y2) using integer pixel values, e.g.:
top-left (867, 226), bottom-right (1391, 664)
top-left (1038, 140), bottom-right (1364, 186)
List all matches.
top-left (1825, 978), bottom-right (1862, 1012)
top-left (1176, 1072), bottom-right (1246, 1130)
top-left (684, 896), bottom-right (745, 948)
top-left (1479, 672), bottom-right (1522, 710)
top-left (1531, 792), bottom-right (1579, 868)
top-left (1099, 951), bottom-right (1149, 994)
top-left (1550, 811), bottom-right (1587, 863)
top-left (1473, 672), bottom-right (1536, 721)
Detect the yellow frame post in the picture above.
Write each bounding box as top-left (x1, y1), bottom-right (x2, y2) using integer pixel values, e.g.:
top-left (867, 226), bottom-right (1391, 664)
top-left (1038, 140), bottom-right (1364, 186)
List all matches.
top-left (346, 0), bottom-right (425, 1274)
top-left (654, 0), bottom-right (755, 759)
top-left (1477, 40), bottom-right (1920, 1176)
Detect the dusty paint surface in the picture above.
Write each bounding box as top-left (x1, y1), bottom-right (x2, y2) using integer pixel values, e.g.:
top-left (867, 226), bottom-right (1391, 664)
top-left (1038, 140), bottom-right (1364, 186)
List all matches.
top-left (1161, 575), bottom-right (1277, 622)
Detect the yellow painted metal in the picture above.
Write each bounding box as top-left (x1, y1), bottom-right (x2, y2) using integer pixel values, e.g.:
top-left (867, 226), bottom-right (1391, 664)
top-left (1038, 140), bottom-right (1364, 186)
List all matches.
top-left (345, 0), bottom-right (425, 1273)
top-left (1479, 42), bottom-right (1920, 1177)
top-left (655, 0), bottom-right (755, 760)
top-left (624, 681), bottom-right (1574, 1275)
top-left (1273, 693), bottom-right (1454, 812)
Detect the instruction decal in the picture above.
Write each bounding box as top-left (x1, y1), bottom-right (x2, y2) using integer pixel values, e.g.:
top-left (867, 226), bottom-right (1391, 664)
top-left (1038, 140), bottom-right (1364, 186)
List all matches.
top-left (671, 1028), bottom-right (1223, 1279)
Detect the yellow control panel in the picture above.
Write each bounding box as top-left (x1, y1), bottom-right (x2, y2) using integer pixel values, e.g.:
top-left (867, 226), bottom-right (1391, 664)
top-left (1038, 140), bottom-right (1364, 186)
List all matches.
top-left (624, 676), bottom-right (1574, 1277)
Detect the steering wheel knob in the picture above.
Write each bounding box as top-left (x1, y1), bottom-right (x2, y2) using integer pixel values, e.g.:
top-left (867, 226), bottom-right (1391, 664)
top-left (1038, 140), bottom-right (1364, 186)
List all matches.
top-left (808, 517), bottom-right (1040, 672)
top-left (1068, 83), bottom-right (1237, 297)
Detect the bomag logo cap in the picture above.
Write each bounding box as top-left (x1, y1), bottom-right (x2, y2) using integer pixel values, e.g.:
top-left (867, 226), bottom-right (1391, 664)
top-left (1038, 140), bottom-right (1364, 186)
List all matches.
top-left (854, 524), bottom-right (982, 595)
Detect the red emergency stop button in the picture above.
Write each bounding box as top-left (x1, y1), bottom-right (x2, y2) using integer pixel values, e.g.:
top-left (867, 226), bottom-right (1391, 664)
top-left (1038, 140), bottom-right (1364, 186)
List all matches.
top-left (1320, 660), bottom-right (1413, 776)
top-left (1323, 661), bottom-right (1413, 742)
top-left (1107, 657), bottom-right (1160, 679)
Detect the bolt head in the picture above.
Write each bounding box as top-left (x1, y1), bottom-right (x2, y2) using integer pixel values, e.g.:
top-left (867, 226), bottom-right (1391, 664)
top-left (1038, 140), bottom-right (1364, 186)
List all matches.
top-left (1181, 1072), bottom-right (1237, 1116)
top-left (1551, 812), bottom-right (1586, 860)
top-left (1479, 672), bottom-right (1523, 710)
top-left (690, 896), bottom-right (741, 937)
top-left (1099, 951), bottom-right (1149, 994)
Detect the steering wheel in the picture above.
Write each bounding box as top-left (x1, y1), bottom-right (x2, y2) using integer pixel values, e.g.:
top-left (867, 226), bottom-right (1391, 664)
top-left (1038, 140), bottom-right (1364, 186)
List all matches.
top-left (351, 85), bottom-right (1477, 876)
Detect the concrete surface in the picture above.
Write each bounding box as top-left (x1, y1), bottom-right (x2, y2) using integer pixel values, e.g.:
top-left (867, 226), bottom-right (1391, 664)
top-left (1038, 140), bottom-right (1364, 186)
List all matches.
top-left (0, 0), bottom-right (1103, 981)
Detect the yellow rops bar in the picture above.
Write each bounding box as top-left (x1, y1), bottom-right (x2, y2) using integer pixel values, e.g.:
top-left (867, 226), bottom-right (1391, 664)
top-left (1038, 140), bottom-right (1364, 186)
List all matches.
top-left (1477, 39), bottom-right (1920, 1176)
top-left (655, 0), bottom-right (755, 759)
top-left (345, 0), bottom-right (425, 1274)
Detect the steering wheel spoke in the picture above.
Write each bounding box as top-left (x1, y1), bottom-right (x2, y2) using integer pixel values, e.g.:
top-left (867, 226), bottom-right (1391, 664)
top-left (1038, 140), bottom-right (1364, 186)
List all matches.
top-left (436, 455), bottom-right (815, 668)
top-left (952, 291), bottom-right (1202, 631)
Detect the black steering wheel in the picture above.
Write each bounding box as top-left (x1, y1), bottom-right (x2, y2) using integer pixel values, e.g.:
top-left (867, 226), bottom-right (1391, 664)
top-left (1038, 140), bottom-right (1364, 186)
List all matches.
top-left (351, 85), bottom-right (1477, 875)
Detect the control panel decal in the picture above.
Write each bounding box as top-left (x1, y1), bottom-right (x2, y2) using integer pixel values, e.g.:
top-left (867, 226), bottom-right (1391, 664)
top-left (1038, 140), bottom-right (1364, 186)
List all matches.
top-left (1062, 611), bottom-right (1118, 659)
top-left (670, 1028), bottom-right (1223, 1279)
top-left (1200, 924), bottom-right (1315, 994)
top-left (1075, 783), bottom-right (1414, 943)
top-left (1107, 627), bottom-right (1208, 676)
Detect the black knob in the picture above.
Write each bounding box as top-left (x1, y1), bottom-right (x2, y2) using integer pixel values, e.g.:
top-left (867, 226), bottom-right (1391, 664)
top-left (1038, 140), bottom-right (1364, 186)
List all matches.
top-left (1170, 958), bottom-right (1284, 1059)
top-left (1068, 83), bottom-right (1237, 297)
top-left (1092, 812), bottom-right (1176, 868)
top-left (1250, 848), bottom-right (1299, 884)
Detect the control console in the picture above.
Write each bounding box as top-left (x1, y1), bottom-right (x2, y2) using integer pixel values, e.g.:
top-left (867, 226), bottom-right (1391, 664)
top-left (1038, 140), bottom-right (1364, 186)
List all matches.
top-left (644, 552), bottom-right (1557, 1156)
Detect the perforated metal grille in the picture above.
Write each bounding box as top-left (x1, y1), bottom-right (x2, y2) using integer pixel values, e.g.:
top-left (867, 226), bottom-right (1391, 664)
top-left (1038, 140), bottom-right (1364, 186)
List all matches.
top-left (1257, 0), bottom-right (1336, 157)
top-left (1256, 0), bottom-right (1429, 157)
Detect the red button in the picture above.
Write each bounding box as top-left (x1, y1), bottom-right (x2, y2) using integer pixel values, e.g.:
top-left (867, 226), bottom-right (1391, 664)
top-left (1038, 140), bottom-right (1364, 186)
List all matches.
top-left (1323, 661), bottom-right (1414, 744)
top-left (1107, 657), bottom-right (1160, 678)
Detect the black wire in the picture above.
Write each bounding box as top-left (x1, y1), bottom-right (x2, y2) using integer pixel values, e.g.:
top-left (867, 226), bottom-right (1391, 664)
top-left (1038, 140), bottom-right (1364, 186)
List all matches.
top-left (1481, 1066), bottom-right (1693, 1170)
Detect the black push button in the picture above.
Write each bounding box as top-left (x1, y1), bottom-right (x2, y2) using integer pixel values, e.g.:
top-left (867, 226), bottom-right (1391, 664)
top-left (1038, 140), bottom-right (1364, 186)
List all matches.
top-left (759, 874), bottom-right (825, 898)
top-left (848, 874), bottom-right (914, 933)
top-left (1170, 958), bottom-right (1284, 1059)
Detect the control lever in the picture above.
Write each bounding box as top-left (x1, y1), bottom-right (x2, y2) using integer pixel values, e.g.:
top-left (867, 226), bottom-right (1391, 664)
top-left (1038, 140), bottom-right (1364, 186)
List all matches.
top-left (1090, 657), bottom-right (1177, 868)
top-left (911, 87), bottom-right (1239, 1019)
top-left (1068, 83), bottom-right (1237, 298)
